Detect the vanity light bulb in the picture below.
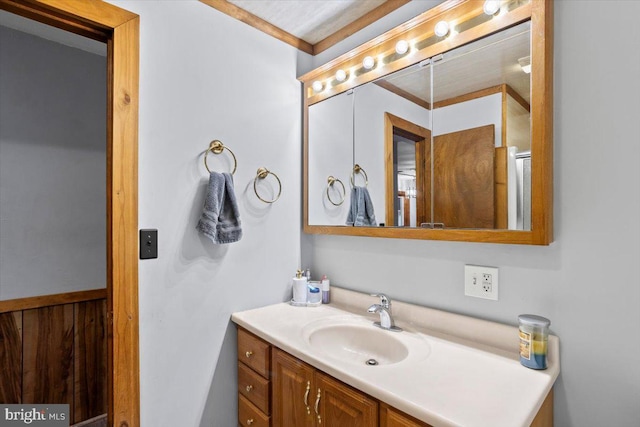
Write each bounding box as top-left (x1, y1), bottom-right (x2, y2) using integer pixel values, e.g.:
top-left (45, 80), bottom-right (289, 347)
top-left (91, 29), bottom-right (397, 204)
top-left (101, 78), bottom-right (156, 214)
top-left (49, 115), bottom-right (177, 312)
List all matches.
top-left (335, 69), bottom-right (347, 82)
top-left (362, 56), bottom-right (375, 70)
top-left (395, 40), bottom-right (409, 55)
top-left (434, 21), bottom-right (450, 38)
top-left (312, 81), bottom-right (324, 93)
top-left (483, 0), bottom-right (501, 16)
top-left (518, 56), bottom-right (531, 74)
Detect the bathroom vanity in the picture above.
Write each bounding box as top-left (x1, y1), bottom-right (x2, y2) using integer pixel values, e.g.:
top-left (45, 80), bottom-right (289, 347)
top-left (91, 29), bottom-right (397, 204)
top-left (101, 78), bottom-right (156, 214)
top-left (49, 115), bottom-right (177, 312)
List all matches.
top-left (232, 288), bottom-right (559, 427)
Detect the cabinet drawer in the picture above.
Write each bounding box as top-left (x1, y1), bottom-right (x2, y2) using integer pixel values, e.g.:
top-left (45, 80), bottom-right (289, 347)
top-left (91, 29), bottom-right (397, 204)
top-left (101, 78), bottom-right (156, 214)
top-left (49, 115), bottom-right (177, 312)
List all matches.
top-left (239, 394), bottom-right (270, 427)
top-left (238, 362), bottom-right (270, 414)
top-left (238, 328), bottom-right (271, 378)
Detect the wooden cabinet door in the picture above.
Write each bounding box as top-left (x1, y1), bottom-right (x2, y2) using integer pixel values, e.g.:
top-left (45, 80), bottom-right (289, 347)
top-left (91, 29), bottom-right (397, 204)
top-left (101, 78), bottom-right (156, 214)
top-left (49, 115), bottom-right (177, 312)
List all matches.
top-left (380, 403), bottom-right (432, 427)
top-left (272, 348), bottom-right (315, 426)
top-left (315, 371), bottom-right (378, 426)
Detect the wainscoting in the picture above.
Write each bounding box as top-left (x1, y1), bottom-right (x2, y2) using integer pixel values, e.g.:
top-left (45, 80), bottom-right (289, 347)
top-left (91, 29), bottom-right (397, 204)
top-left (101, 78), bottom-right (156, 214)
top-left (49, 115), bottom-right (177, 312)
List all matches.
top-left (0, 289), bottom-right (107, 424)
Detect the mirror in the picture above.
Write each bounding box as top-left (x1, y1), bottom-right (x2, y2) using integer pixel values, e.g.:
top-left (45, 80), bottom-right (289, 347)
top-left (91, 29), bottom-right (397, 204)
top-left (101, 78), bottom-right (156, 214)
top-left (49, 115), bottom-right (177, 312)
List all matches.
top-left (308, 90), bottom-right (354, 225)
top-left (301, 0), bottom-right (552, 244)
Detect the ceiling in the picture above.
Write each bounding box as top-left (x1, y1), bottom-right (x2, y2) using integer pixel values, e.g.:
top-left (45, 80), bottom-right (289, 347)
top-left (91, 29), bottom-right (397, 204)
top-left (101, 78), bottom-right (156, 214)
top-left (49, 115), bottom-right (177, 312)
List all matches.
top-left (200, 0), bottom-right (410, 55)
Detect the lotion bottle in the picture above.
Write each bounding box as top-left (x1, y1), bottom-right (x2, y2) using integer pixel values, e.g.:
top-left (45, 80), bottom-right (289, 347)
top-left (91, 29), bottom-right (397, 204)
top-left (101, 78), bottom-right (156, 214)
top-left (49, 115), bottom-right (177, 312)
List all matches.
top-left (321, 275), bottom-right (331, 304)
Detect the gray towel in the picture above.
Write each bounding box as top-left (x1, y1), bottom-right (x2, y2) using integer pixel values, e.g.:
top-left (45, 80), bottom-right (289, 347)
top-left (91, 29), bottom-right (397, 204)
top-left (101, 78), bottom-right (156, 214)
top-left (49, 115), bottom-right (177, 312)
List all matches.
top-left (346, 186), bottom-right (377, 226)
top-left (197, 172), bottom-right (242, 244)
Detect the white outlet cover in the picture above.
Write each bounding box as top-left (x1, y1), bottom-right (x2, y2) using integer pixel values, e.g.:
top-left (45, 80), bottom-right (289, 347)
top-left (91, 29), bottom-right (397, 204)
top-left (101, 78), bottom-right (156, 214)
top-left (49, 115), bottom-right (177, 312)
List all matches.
top-left (464, 265), bottom-right (499, 300)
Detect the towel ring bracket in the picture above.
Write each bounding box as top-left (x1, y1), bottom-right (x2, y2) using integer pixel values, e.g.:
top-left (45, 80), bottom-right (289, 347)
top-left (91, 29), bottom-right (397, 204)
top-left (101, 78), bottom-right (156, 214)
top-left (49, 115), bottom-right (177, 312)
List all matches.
top-left (254, 167), bottom-right (282, 204)
top-left (326, 176), bottom-right (346, 206)
top-left (204, 139), bottom-right (237, 175)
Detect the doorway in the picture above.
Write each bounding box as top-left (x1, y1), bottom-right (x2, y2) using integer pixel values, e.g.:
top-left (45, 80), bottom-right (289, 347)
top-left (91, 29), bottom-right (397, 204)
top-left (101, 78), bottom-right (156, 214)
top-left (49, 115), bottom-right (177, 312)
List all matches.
top-left (0, 1), bottom-right (139, 426)
top-left (384, 112), bottom-right (430, 227)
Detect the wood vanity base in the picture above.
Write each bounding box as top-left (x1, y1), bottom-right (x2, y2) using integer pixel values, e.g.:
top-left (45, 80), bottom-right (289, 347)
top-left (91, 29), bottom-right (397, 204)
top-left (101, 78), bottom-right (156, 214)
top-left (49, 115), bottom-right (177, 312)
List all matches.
top-left (236, 326), bottom-right (553, 427)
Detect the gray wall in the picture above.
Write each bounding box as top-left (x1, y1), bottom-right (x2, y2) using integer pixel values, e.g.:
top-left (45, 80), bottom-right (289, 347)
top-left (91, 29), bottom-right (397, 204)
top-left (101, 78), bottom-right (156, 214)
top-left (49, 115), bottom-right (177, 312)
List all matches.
top-left (0, 26), bottom-right (106, 300)
top-left (105, 1), bottom-right (302, 426)
top-left (303, 2), bottom-right (640, 426)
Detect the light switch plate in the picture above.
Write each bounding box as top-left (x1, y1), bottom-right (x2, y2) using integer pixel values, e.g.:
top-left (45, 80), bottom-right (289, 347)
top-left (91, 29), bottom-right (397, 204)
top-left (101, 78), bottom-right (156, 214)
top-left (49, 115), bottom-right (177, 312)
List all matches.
top-left (140, 229), bottom-right (158, 259)
top-left (464, 265), bottom-right (499, 300)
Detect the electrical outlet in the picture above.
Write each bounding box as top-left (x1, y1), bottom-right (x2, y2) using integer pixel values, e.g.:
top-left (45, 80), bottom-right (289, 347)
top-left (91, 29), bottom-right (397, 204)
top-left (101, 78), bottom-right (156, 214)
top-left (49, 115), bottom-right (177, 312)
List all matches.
top-left (464, 265), bottom-right (499, 300)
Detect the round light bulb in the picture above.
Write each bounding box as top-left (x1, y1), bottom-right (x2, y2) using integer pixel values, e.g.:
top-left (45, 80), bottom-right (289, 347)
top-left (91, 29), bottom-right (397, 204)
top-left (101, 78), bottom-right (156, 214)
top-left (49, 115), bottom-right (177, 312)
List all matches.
top-left (395, 40), bottom-right (409, 55)
top-left (434, 21), bottom-right (450, 38)
top-left (362, 56), bottom-right (375, 70)
top-left (335, 69), bottom-right (347, 82)
top-left (483, 0), bottom-right (501, 15)
top-left (312, 81), bottom-right (323, 93)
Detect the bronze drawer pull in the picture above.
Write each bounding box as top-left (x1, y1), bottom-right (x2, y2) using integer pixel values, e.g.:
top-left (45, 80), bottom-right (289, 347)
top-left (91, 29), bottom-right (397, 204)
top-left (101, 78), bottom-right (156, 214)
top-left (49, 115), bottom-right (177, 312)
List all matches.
top-left (315, 388), bottom-right (322, 424)
top-left (245, 351), bottom-right (253, 358)
top-left (304, 381), bottom-right (311, 414)
top-left (246, 419), bottom-right (254, 425)
top-left (245, 384), bottom-right (253, 393)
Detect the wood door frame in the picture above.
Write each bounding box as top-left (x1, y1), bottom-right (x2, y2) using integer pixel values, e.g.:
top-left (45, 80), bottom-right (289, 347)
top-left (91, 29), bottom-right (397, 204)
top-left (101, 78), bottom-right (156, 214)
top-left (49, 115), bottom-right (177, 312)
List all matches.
top-left (0, 1), bottom-right (140, 425)
top-left (384, 112), bottom-right (431, 227)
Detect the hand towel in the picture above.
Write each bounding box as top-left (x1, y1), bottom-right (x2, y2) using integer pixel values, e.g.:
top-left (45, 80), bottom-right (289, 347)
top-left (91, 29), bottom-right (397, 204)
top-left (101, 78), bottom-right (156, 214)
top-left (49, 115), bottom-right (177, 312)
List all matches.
top-left (345, 186), bottom-right (377, 226)
top-left (197, 172), bottom-right (243, 244)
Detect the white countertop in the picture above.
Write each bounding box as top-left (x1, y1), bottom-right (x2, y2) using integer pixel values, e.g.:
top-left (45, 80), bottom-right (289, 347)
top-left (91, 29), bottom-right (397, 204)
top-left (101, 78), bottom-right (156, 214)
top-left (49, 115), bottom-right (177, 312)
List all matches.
top-left (231, 287), bottom-right (559, 427)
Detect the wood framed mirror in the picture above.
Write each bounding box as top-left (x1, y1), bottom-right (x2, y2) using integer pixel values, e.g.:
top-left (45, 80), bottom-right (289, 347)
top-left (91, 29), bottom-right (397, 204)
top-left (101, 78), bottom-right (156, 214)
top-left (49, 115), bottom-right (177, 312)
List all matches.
top-left (0, 0), bottom-right (140, 425)
top-left (300, 0), bottom-right (553, 245)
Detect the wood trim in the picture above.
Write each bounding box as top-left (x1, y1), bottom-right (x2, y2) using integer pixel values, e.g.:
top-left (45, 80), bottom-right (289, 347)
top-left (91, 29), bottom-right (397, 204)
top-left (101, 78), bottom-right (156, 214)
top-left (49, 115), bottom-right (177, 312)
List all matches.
top-left (506, 83), bottom-right (531, 112)
top-left (0, 289), bottom-right (107, 313)
top-left (494, 147), bottom-right (508, 229)
top-left (299, 0), bottom-right (467, 83)
top-left (300, 0), bottom-right (531, 104)
top-left (501, 85), bottom-right (508, 148)
top-left (530, 0), bottom-right (553, 245)
top-left (199, 0), bottom-right (314, 55)
top-left (384, 113), bottom-right (430, 227)
top-left (376, 80), bottom-right (431, 110)
top-left (0, 1), bottom-right (141, 425)
top-left (198, 0), bottom-right (409, 56)
top-left (109, 15), bottom-right (140, 427)
top-left (313, 0), bottom-right (411, 55)
top-left (434, 84), bottom-right (503, 109)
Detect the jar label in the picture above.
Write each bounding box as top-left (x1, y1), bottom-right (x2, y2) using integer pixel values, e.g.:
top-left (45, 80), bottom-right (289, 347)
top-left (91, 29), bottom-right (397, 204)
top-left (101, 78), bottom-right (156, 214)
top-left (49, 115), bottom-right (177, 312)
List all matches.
top-left (519, 329), bottom-right (531, 360)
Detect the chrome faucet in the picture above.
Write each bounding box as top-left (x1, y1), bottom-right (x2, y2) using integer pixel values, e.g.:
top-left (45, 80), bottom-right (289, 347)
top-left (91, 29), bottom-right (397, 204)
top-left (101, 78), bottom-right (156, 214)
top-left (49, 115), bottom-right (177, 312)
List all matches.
top-left (367, 293), bottom-right (402, 332)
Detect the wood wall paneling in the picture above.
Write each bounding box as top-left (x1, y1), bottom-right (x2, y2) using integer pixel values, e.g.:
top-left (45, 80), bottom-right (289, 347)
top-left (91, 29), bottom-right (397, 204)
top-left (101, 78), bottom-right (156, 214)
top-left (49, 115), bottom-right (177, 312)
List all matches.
top-left (74, 300), bottom-right (107, 423)
top-left (0, 311), bottom-right (22, 403)
top-left (0, 297), bottom-right (107, 424)
top-left (22, 304), bottom-right (75, 416)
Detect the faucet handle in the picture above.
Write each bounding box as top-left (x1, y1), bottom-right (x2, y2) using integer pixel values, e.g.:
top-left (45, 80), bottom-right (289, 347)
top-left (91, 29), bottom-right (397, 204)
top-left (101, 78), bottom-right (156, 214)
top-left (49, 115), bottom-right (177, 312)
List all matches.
top-left (370, 293), bottom-right (391, 308)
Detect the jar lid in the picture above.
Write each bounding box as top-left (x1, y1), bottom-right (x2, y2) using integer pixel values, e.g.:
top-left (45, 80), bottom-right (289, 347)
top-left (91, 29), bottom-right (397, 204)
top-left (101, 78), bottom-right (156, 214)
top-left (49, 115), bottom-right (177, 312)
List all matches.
top-left (518, 314), bottom-right (550, 327)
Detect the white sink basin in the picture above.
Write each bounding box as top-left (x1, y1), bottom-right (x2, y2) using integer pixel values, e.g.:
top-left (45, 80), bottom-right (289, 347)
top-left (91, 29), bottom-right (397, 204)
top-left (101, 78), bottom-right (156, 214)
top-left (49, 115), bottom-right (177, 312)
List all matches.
top-left (302, 316), bottom-right (429, 367)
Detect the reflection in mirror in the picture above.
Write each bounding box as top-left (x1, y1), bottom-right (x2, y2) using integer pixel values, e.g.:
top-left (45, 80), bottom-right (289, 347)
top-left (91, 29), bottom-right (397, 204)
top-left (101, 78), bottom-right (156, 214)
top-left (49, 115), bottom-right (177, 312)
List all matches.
top-left (308, 90), bottom-right (354, 225)
top-left (354, 65), bottom-right (432, 227)
top-left (302, 0), bottom-right (552, 244)
top-left (373, 21), bottom-right (532, 230)
top-left (432, 21), bottom-right (531, 230)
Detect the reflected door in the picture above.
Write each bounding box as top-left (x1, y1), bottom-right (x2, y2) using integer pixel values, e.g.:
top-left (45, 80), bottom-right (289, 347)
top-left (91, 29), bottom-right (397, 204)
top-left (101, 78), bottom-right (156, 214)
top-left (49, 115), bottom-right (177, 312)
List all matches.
top-left (433, 125), bottom-right (495, 228)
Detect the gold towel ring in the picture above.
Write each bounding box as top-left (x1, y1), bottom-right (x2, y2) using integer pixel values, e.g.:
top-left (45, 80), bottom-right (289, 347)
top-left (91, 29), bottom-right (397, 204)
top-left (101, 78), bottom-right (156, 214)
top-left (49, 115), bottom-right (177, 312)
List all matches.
top-left (204, 140), bottom-right (237, 175)
top-left (326, 176), bottom-right (346, 206)
top-left (254, 167), bottom-right (282, 204)
top-left (350, 164), bottom-right (368, 187)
